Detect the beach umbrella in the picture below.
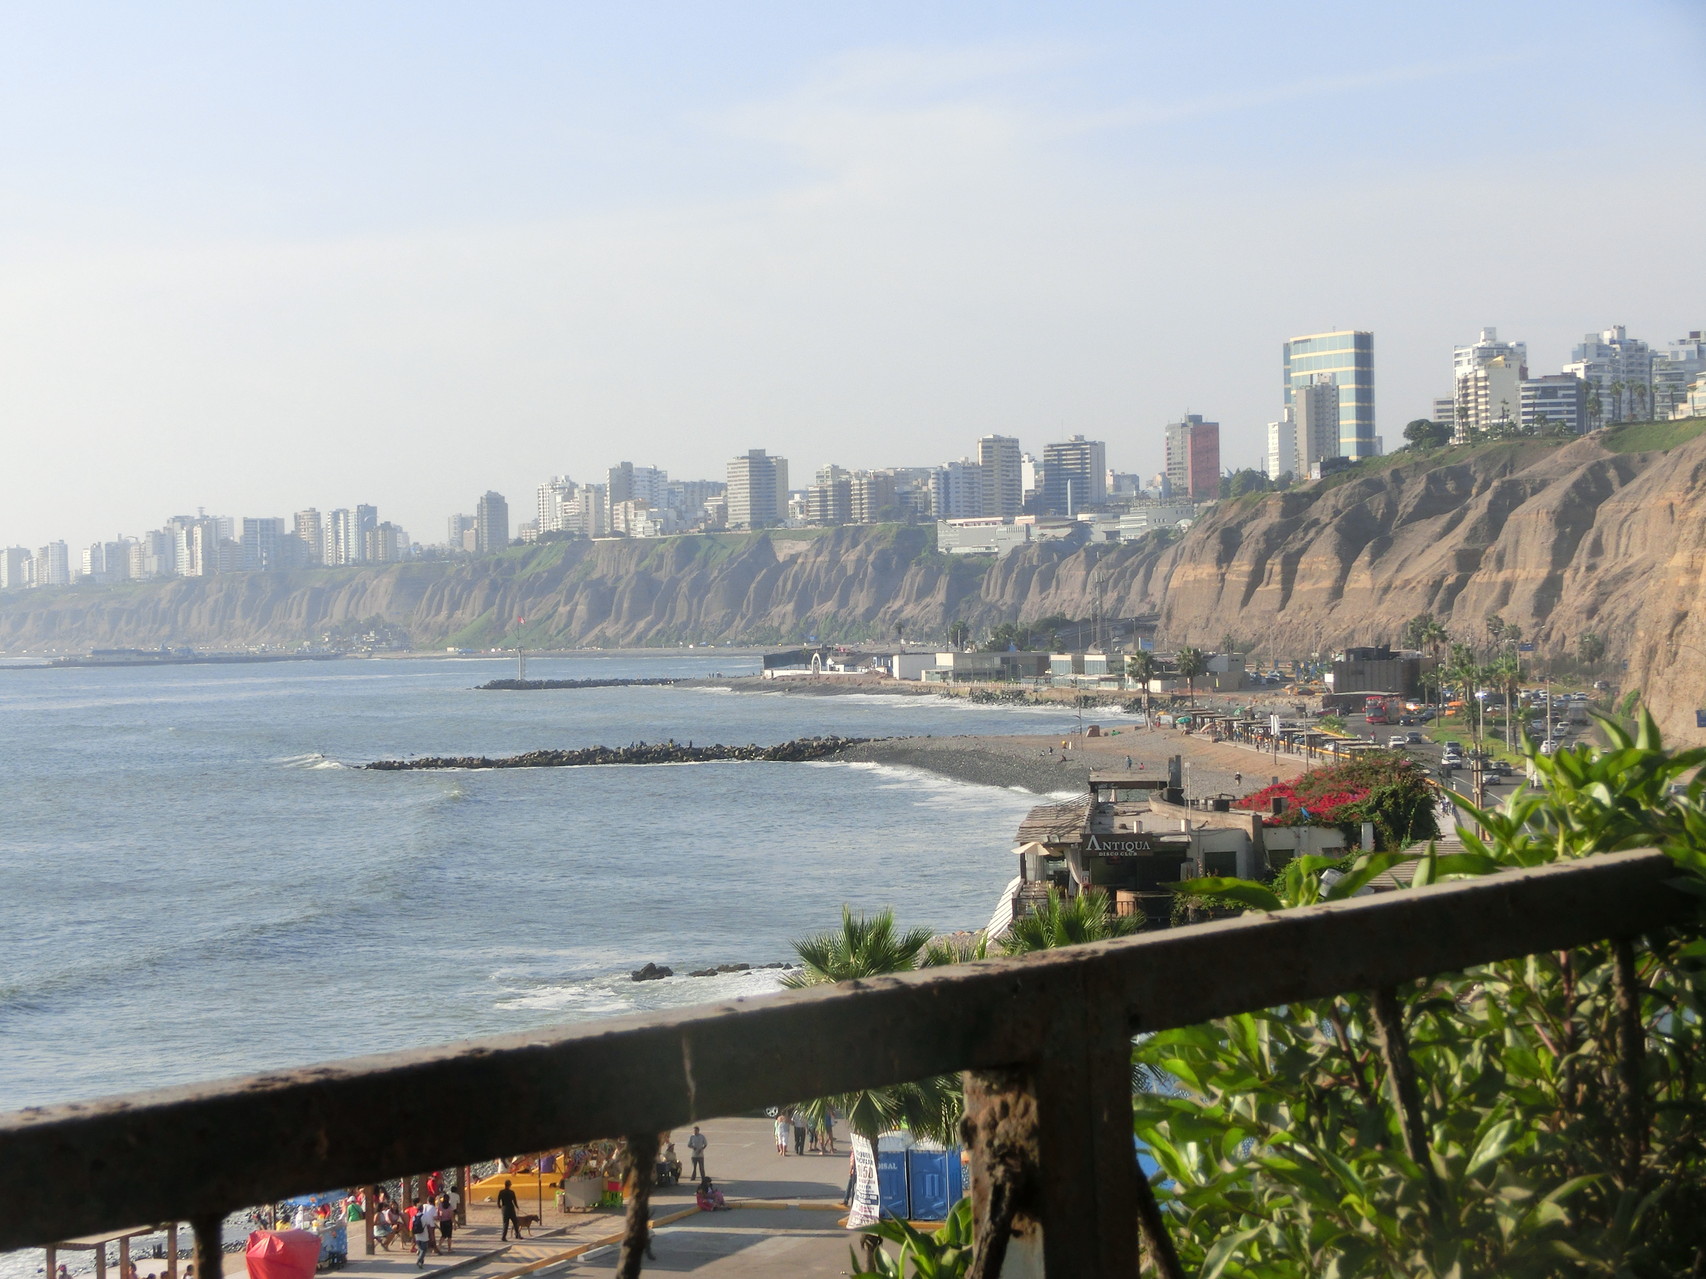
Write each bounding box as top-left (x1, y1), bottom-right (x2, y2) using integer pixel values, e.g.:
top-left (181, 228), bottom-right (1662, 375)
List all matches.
top-left (1010, 841), bottom-right (1050, 857)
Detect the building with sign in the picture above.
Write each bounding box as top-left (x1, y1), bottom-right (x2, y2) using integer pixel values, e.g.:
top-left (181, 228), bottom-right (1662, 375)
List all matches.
top-left (988, 765), bottom-right (1347, 935)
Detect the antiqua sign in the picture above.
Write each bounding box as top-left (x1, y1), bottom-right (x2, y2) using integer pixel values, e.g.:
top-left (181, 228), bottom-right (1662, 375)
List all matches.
top-left (1080, 833), bottom-right (1172, 856)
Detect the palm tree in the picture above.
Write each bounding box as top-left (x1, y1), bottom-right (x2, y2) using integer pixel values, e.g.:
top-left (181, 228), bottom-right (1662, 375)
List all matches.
top-left (1000, 887), bottom-right (1142, 955)
top-left (1587, 386), bottom-right (1603, 430)
top-left (1420, 618), bottom-right (1450, 703)
top-left (1127, 650), bottom-right (1157, 722)
top-left (1490, 650), bottom-right (1522, 749)
top-left (1609, 380), bottom-right (1626, 424)
top-left (783, 908), bottom-right (960, 1144)
top-left (1173, 646), bottom-right (1208, 704)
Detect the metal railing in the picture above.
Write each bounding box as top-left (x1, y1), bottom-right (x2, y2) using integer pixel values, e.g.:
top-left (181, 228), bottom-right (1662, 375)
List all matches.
top-left (0, 849), bottom-right (1690, 1277)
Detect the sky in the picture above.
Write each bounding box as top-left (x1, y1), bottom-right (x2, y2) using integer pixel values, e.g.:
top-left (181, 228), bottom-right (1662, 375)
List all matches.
top-left (2, 1), bottom-right (1703, 551)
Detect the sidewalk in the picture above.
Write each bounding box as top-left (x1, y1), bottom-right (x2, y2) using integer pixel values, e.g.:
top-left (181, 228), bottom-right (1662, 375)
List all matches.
top-left (336, 1118), bottom-right (851, 1279)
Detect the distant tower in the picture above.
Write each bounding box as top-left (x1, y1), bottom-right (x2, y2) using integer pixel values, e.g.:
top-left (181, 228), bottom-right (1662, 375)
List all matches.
top-left (1295, 376), bottom-right (1342, 474)
top-left (725, 449), bottom-right (789, 529)
top-left (475, 491), bottom-right (510, 554)
top-left (1163, 416), bottom-right (1220, 501)
top-left (976, 435), bottom-right (1022, 518)
top-left (1284, 330), bottom-right (1376, 458)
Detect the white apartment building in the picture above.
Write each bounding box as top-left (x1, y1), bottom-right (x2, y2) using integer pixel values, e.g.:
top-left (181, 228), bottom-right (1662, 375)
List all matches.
top-left (1563, 325), bottom-right (1653, 426)
top-left (1658, 331), bottom-right (1706, 420)
top-left (535, 477), bottom-right (576, 535)
top-left (725, 449), bottom-right (789, 529)
top-left (934, 459), bottom-right (984, 519)
top-left (1452, 327), bottom-right (1528, 441)
top-left (33, 541), bottom-right (70, 587)
top-left (1, 546), bottom-right (31, 589)
top-left (1266, 411), bottom-right (1297, 479)
top-left (1295, 376), bottom-right (1342, 472)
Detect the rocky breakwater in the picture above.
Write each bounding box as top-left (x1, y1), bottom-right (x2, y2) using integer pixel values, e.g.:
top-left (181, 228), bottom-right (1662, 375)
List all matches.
top-left (363, 734), bottom-right (870, 770)
top-left (476, 677), bottom-right (680, 691)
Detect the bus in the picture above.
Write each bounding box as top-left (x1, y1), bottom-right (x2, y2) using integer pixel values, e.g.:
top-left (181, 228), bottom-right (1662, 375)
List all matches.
top-left (1364, 694), bottom-right (1398, 724)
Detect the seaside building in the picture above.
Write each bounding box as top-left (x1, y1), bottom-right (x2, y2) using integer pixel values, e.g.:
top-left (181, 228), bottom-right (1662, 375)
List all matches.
top-left (933, 459), bottom-right (985, 519)
top-left (1265, 411), bottom-right (1296, 479)
top-left (1294, 376), bottom-right (1342, 474)
top-left (725, 449), bottom-right (789, 529)
top-left (535, 477), bottom-right (575, 535)
top-left (1657, 331), bottom-right (1706, 420)
top-left (805, 474), bottom-right (852, 526)
top-left (850, 471), bottom-right (897, 524)
top-left (1039, 436), bottom-right (1107, 515)
top-left (293, 510), bottom-right (324, 565)
top-left (936, 516), bottom-right (1032, 556)
top-left (33, 541), bottom-right (71, 587)
top-left (240, 517), bottom-right (288, 572)
top-left (1564, 325), bottom-right (1653, 427)
top-left (1283, 330), bottom-right (1376, 458)
top-left (2, 545), bottom-right (33, 589)
top-left (1163, 416), bottom-right (1220, 501)
top-left (475, 491), bottom-right (510, 553)
top-left (327, 509), bottom-right (355, 566)
top-left (1521, 375), bottom-right (1590, 434)
top-left (447, 513), bottom-right (476, 552)
top-left (976, 435), bottom-right (1023, 518)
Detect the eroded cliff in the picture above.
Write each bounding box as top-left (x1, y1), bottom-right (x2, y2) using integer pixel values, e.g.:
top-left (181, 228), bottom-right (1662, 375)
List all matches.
top-left (5, 429), bottom-right (1705, 739)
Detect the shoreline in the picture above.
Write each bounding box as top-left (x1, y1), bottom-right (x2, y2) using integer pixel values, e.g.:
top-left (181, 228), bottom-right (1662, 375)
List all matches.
top-left (835, 730), bottom-right (1309, 798)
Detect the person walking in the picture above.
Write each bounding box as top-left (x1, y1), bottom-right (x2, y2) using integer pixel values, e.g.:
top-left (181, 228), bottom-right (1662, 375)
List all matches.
top-left (842, 1151), bottom-right (857, 1207)
top-left (411, 1201), bottom-right (433, 1268)
top-left (773, 1111), bottom-right (790, 1156)
top-left (436, 1194), bottom-right (454, 1254)
top-left (687, 1126), bottom-right (708, 1180)
top-left (497, 1180), bottom-right (522, 1241)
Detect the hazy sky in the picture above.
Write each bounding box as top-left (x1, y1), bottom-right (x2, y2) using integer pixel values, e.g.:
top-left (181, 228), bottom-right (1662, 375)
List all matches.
top-left (3, 1), bottom-right (1703, 550)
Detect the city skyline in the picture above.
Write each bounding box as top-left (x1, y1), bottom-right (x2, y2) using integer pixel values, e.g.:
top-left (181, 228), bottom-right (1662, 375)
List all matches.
top-left (0, 2), bottom-right (1700, 551)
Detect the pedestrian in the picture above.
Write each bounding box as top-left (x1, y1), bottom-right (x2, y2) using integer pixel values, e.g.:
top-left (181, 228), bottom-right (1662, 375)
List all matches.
top-left (436, 1195), bottom-right (454, 1254)
top-left (842, 1151), bottom-right (856, 1207)
top-left (822, 1110), bottom-right (836, 1155)
top-left (411, 1202), bottom-right (433, 1268)
top-left (497, 1180), bottom-right (522, 1241)
top-left (418, 1199), bottom-right (438, 1255)
top-left (773, 1111), bottom-right (790, 1156)
top-left (687, 1125), bottom-right (709, 1180)
top-left (791, 1112), bottom-right (807, 1156)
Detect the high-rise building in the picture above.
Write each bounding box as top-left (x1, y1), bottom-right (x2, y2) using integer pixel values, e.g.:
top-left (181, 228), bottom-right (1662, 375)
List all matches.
top-left (805, 476), bottom-right (852, 526)
top-left (293, 510), bottom-right (324, 565)
top-left (1294, 377), bottom-right (1342, 474)
top-left (1521, 375), bottom-right (1589, 434)
top-left (536, 477), bottom-right (576, 535)
top-left (1564, 326), bottom-right (1653, 427)
top-left (1039, 436), bottom-right (1106, 515)
top-left (475, 491), bottom-right (509, 553)
top-left (351, 505), bottom-right (378, 564)
top-left (1, 546), bottom-right (31, 589)
top-left (1283, 330), bottom-right (1376, 458)
top-left (1656, 331), bottom-right (1705, 421)
top-left (33, 541), bottom-right (70, 587)
top-left (365, 522), bottom-right (406, 562)
top-left (1265, 412), bottom-right (1296, 480)
top-left (933, 460), bottom-right (985, 519)
top-left (608, 463), bottom-right (668, 514)
top-left (241, 518), bottom-right (288, 572)
top-left (1163, 416), bottom-right (1220, 501)
top-left (850, 471), bottom-right (897, 524)
top-left (1450, 328), bottom-right (1528, 441)
top-left (725, 449), bottom-right (788, 529)
top-left (976, 435), bottom-right (1022, 518)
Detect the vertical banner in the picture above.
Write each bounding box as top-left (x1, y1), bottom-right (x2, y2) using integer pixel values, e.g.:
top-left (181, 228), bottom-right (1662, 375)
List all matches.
top-left (845, 1135), bottom-right (881, 1229)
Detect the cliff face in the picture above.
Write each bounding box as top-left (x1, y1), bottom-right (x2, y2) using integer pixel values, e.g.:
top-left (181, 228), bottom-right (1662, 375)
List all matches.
top-left (5, 431), bottom-right (1705, 740)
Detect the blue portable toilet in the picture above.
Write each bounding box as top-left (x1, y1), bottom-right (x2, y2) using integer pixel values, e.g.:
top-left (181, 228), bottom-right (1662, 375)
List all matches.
top-left (875, 1135), bottom-right (910, 1218)
top-left (947, 1147), bottom-right (966, 1203)
top-left (906, 1146), bottom-right (951, 1221)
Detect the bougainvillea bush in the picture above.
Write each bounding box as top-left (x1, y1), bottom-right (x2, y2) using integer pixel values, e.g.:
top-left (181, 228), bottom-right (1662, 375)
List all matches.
top-left (1235, 754), bottom-right (1438, 850)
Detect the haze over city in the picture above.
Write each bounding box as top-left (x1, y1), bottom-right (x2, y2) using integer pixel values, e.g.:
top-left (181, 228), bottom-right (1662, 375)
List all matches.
top-left (2, 0), bottom-right (1702, 551)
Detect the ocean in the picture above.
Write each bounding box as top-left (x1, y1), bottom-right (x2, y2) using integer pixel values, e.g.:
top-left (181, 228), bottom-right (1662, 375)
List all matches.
top-left (0, 652), bottom-right (1085, 1114)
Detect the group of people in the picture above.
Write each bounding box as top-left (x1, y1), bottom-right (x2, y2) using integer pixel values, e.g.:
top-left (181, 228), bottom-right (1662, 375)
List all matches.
top-left (771, 1108), bottom-right (835, 1157)
top-left (370, 1181), bottom-right (460, 1266)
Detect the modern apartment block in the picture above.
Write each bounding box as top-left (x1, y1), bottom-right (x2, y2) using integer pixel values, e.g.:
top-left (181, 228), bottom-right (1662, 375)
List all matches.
top-left (1, 545), bottom-right (31, 589)
top-left (294, 509), bottom-right (324, 565)
top-left (976, 434), bottom-right (1023, 518)
top-left (1450, 328), bottom-right (1528, 440)
top-left (1163, 416), bottom-right (1220, 501)
top-left (1564, 326), bottom-right (1653, 426)
top-left (1039, 436), bottom-right (1106, 515)
top-left (240, 518), bottom-right (288, 572)
top-left (934, 459), bottom-right (984, 519)
top-left (33, 541), bottom-right (71, 587)
top-left (1294, 377), bottom-right (1342, 475)
top-left (1265, 413), bottom-right (1296, 480)
top-left (1283, 330), bottom-right (1376, 458)
top-left (725, 449), bottom-right (789, 529)
top-left (1521, 375), bottom-right (1589, 434)
top-left (475, 490), bottom-right (510, 553)
top-left (1658, 331), bottom-right (1706, 420)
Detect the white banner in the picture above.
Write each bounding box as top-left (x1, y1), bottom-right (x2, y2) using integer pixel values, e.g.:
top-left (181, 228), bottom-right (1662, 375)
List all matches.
top-left (845, 1134), bottom-right (880, 1229)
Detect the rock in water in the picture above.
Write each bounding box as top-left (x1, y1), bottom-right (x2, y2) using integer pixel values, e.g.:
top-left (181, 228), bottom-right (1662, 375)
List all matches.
top-left (630, 962), bottom-right (673, 982)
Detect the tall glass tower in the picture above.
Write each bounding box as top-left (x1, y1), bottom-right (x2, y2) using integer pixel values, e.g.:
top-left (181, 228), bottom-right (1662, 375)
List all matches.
top-left (1283, 330), bottom-right (1376, 458)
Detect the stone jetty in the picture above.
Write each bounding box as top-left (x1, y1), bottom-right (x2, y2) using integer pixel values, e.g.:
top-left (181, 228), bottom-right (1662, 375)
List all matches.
top-left (476, 677), bottom-right (680, 691)
top-left (363, 735), bottom-right (870, 771)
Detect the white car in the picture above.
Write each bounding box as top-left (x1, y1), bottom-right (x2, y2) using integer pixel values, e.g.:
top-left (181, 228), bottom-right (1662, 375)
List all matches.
top-left (1388, 735), bottom-right (1408, 749)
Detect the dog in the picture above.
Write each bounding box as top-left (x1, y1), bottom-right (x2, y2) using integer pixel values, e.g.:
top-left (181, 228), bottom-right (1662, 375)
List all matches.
top-left (511, 1214), bottom-right (541, 1236)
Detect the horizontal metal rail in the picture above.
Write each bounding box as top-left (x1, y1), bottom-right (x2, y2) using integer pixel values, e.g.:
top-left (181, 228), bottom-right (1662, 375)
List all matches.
top-left (1, 849), bottom-right (1690, 1266)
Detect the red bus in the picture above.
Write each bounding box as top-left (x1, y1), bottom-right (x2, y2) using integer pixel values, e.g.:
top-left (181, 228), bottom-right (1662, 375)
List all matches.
top-left (1364, 694), bottom-right (1396, 724)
